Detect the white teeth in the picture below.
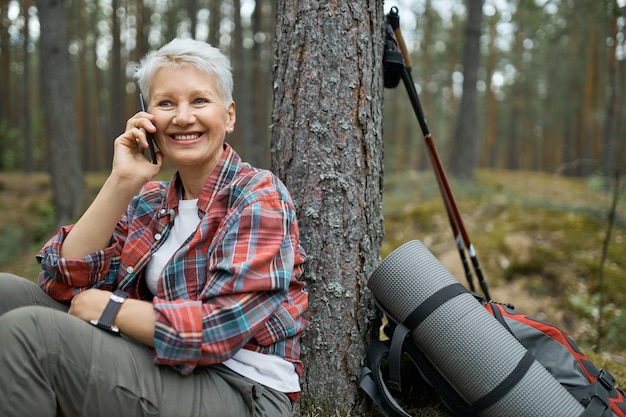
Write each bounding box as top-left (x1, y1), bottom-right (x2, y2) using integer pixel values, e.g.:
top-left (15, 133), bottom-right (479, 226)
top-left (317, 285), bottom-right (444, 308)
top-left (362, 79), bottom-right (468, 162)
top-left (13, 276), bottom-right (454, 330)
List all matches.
top-left (173, 134), bottom-right (199, 141)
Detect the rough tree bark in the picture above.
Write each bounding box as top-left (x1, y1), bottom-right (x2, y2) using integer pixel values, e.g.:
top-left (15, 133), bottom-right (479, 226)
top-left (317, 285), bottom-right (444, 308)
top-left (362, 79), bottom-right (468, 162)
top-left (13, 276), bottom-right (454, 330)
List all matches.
top-left (271, 0), bottom-right (385, 412)
top-left (36, 0), bottom-right (83, 228)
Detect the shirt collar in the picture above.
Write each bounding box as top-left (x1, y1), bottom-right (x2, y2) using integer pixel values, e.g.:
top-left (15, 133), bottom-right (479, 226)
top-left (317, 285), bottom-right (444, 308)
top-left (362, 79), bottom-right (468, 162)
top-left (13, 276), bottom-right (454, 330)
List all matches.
top-left (161, 143), bottom-right (241, 217)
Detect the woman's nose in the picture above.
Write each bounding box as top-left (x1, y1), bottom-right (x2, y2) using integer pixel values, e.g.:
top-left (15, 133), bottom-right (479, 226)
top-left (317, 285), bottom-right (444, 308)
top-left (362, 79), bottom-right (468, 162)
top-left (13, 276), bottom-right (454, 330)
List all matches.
top-left (173, 104), bottom-right (195, 126)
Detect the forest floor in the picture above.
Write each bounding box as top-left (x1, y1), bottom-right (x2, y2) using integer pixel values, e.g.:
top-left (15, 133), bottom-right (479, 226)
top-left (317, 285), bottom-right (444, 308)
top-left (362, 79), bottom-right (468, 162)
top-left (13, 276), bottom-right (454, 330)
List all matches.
top-left (369, 168), bottom-right (626, 417)
top-left (1, 169), bottom-right (626, 416)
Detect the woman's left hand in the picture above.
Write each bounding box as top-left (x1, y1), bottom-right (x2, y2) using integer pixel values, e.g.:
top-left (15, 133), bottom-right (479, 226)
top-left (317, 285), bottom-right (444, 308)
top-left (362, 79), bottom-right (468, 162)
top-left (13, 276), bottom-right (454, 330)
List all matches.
top-left (68, 289), bottom-right (157, 346)
top-left (68, 288), bottom-right (112, 323)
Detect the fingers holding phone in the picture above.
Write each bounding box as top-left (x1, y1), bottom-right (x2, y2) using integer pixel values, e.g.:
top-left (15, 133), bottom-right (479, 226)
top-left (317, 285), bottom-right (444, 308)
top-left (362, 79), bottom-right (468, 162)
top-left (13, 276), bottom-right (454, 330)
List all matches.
top-left (132, 111), bottom-right (159, 163)
top-left (139, 94), bottom-right (158, 164)
top-left (110, 109), bottom-right (162, 184)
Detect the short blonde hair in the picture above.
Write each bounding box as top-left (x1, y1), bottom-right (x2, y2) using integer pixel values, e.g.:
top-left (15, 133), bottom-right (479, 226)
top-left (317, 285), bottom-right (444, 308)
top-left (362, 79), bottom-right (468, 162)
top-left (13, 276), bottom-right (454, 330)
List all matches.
top-left (134, 38), bottom-right (233, 105)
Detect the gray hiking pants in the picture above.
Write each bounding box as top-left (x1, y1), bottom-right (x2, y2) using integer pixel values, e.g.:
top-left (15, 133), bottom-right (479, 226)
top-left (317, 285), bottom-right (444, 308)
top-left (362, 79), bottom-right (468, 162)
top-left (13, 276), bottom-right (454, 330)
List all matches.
top-left (0, 273), bottom-right (293, 417)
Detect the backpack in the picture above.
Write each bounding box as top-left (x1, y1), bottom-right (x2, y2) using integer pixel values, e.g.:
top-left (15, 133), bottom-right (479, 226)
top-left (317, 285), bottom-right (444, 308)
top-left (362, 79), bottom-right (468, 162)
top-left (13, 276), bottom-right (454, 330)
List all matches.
top-left (483, 299), bottom-right (626, 417)
top-left (360, 240), bottom-right (626, 417)
top-left (376, 7), bottom-right (625, 416)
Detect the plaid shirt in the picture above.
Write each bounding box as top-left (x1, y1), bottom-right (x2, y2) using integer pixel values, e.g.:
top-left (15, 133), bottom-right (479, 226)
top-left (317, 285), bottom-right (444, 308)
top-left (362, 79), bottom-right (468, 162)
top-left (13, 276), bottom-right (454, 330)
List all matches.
top-left (37, 144), bottom-right (309, 377)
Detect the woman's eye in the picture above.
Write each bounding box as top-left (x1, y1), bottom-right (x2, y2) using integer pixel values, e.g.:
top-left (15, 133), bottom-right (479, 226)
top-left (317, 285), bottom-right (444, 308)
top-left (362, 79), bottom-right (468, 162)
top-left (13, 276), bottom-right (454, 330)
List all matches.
top-left (193, 98), bottom-right (209, 105)
top-left (158, 101), bottom-right (172, 108)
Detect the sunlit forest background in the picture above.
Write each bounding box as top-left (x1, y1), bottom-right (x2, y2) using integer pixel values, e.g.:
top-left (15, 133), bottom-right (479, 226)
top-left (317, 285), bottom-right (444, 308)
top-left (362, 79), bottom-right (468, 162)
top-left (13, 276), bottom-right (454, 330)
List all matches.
top-left (1, 0), bottom-right (624, 176)
top-left (2, 2), bottom-right (626, 414)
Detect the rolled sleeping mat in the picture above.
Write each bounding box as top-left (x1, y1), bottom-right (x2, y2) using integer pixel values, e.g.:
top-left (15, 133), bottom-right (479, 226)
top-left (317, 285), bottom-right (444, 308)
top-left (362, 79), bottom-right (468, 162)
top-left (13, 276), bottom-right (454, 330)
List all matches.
top-left (368, 240), bottom-right (585, 417)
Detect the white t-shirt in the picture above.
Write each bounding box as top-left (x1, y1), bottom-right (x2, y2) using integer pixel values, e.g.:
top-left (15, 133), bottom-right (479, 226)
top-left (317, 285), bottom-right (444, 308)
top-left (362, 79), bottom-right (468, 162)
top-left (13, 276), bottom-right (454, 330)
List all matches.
top-left (145, 199), bottom-right (201, 295)
top-left (145, 198), bottom-right (300, 393)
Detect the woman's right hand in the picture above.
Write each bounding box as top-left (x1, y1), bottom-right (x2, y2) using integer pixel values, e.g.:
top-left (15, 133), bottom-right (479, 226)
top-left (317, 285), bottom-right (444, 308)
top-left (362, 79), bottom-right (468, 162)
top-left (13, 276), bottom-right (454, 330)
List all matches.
top-left (110, 111), bottom-right (163, 187)
top-left (58, 111), bottom-right (166, 259)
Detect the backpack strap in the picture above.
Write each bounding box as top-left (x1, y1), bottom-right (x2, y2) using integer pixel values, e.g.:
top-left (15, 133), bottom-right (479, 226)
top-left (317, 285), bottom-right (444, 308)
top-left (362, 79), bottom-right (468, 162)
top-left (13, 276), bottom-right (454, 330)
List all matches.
top-left (578, 369), bottom-right (615, 417)
top-left (388, 282), bottom-right (467, 391)
top-left (488, 301), bottom-right (617, 417)
top-left (360, 340), bottom-right (413, 417)
top-left (488, 301), bottom-right (513, 334)
top-left (402, 339), bottom-right (479, 416)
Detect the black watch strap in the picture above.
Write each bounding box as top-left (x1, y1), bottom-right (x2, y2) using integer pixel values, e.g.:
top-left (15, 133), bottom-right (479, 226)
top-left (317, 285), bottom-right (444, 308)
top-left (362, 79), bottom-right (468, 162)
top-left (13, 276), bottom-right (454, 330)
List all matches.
top-left (90, 290), bottom-right (128, 335)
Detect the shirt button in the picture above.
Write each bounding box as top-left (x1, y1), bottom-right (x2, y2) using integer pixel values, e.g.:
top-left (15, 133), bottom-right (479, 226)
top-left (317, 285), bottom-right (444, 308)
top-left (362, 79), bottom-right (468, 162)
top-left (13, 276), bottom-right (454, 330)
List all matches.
top-left (155, 233), bottom-right (162, 241)
top-left (160, 209), bottom-right (166, 215)
top-left (126, 266), bottom-right (134, 273)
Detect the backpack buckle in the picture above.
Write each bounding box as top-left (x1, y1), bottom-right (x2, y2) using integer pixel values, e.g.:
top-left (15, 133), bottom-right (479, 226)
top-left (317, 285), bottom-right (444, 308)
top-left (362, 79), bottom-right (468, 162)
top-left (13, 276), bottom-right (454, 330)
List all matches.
top-left (597, 369), bottom-right (615, 391)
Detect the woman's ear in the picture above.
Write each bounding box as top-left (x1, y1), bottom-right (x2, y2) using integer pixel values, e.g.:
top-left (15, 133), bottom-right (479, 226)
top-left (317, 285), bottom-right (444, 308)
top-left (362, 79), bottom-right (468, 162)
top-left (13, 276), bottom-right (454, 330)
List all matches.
top-left (226, 101), bottom-right (236, 133)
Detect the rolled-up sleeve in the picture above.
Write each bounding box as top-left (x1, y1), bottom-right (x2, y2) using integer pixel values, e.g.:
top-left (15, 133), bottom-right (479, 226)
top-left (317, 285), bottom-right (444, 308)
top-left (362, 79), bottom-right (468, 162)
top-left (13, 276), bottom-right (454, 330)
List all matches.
top-left (37, 223), bottom-right (126, 301)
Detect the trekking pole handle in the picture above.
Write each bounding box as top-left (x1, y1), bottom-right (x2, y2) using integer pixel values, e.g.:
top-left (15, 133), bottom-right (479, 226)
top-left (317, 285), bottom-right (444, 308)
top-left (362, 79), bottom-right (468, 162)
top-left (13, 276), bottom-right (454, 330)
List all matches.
top-left (387, 7), bottom-right (412, 69)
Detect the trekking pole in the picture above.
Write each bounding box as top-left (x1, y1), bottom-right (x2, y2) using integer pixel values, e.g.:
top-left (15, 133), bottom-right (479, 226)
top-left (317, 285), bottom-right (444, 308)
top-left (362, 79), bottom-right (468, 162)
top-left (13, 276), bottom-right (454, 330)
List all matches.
top-left (384, 7), bottom-right (491, 300)
top-left (382, 20), bottom-right (477, 293)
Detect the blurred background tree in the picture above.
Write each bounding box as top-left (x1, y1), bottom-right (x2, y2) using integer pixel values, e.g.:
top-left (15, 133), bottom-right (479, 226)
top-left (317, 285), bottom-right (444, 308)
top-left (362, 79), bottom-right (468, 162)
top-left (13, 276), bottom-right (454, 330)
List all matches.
top-left (1, 0), bottom-right (624, 189)
top-left (1, 0), bottom-right (623, 176)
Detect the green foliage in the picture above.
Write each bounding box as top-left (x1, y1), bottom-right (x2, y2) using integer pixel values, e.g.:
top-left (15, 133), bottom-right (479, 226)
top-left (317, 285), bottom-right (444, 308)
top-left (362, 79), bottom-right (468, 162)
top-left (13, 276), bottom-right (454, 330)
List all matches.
top-left (606, 311), bottom-right (626, 351)
top-left (31, 201), bottom-right (56, 243)
top-left (0, 120), bottom-right (24, 171)
top-left (0, 225), bottom-right (24, 266)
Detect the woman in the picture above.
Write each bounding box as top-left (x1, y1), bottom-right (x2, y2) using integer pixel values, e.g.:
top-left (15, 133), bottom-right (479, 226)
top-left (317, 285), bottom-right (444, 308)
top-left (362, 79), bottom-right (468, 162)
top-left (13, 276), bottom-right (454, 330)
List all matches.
top-left (0, 38), bottom-right (308, 417)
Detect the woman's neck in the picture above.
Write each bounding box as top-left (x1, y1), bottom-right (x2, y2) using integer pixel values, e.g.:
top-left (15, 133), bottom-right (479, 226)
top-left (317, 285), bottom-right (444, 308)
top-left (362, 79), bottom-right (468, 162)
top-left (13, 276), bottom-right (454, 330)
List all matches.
top-left (177, 163), bottom-right (215, 200)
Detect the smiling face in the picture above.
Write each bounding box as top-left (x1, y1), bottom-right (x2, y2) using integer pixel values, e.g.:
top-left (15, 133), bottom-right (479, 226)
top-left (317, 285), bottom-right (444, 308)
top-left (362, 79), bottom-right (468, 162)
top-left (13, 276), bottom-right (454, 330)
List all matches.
top-left (149, 65), bottom-right (236, 174)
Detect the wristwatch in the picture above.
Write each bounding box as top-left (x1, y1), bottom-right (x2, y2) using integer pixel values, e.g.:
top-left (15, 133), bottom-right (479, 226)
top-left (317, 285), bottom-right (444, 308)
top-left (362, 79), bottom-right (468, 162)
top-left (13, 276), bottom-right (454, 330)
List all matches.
top-left (90, 290), bottom-right (128, 335)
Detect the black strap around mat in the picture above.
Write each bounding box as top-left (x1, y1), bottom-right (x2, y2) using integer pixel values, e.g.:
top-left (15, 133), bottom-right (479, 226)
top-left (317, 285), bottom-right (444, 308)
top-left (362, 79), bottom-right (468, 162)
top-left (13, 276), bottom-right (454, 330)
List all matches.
top-left (471, 350), bottom-right (535, 412)
top-left (387, 282), bottom-right (536, 414)
top-left (403, 282), bottom-right (468, 330)
top-left (388, 282), bottom-right (468, 391)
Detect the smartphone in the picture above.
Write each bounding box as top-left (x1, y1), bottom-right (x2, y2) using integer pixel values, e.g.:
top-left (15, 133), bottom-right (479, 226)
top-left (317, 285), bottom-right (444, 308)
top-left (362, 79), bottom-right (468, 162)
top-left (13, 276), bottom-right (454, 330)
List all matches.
top-left (139, 93), bottom-right (158, 164)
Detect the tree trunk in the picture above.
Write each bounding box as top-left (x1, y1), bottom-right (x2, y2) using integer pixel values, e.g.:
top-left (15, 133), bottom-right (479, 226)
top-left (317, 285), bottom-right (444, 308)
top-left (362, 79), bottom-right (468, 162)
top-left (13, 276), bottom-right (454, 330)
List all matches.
top-left (138, 0), bottom-right (150, 56)
top-left (581, 19), bottom-right (598, 177)
top-left (187, 0), bottom-right (199, 38)
top-left (109, 0), bottom-right (122, 167)
top-left (484, 11), bottom-right (498, 169)
top-left (36, 0), bottom-right (83, 228)
top-left (448, 0), bottom-right (483, 178)
top-left (22, 0), bottom-right (33, 173)
top-left (601, 0), bottom-right (621, 186)
top-left (271, 0), bottom-right (385, 412)
top-left (208, 0), bottom-right (220, 48)
top-left (251, 0), bottom-right (274, 169)
top-left (230, 0), bottom-right (247, 158)
top-left (0, 0), bottom-right (11, 126)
